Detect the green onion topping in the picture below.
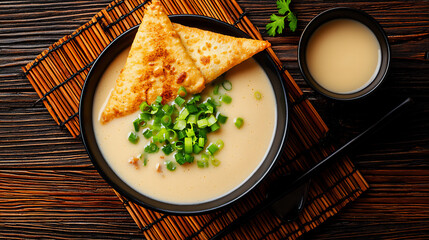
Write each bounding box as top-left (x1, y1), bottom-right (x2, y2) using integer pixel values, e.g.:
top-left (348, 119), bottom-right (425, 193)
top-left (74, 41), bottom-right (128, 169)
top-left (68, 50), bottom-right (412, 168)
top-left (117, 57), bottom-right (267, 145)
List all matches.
top-left (222, 80), bottom-right (232, 91)
top-left (162, 144), bottom-right (175, 155)
top-left (234, 117), bottom-right (244, 129)
top-left (178, 86), bottom-right (187, 97)
top-left (175, 96), bottom-right (186, 106)
top-left (128, 132), bottom-right (139, 144)
top-left (144, 142), bottom-right (159, 153)
top-left (220, 94), bottom-right (232, 104)
top-left (213, 84), bottom-right (220, 95)
top-left (127, 81), bottom-right (240, 169)
top-left (207, 143), bottom-right (220, 155)
top-left (211, 157), bottom-right (221, 167)
top-left (165, 161), bottom-right (176, 171)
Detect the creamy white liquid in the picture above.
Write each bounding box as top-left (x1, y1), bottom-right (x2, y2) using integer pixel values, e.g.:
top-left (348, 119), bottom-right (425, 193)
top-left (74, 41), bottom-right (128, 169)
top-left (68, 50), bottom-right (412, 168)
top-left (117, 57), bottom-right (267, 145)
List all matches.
top-left (92, 48), bottom-right (277, 204)
top-left (306, 19), bottom-right (381, 94)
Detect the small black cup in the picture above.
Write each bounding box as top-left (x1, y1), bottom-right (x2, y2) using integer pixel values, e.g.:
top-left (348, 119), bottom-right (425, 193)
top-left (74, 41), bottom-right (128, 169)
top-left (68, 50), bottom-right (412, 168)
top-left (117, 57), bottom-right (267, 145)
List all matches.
top-left (298, 7), bottom-right (390, 100)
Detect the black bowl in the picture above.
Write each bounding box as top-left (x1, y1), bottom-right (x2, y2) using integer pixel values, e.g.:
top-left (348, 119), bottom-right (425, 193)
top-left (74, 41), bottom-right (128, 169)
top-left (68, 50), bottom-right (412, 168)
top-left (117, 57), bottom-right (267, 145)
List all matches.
top-left (80, 15), bottom-right (288, 215)
top-left (298, 7), bottom-right (391, 100)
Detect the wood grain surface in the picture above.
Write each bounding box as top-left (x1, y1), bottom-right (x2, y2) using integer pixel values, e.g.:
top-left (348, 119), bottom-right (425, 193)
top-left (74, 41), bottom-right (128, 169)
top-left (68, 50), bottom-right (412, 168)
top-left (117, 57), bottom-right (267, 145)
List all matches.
top-left (1, 0), bottom-right (428, 239)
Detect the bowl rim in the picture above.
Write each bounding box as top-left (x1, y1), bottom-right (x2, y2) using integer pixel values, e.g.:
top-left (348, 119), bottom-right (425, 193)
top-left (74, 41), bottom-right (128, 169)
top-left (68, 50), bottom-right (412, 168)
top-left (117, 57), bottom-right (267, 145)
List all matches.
top-left (298, 7), bottom-right (391, 101)
top-left (79, 14), bottom-right (289, 215)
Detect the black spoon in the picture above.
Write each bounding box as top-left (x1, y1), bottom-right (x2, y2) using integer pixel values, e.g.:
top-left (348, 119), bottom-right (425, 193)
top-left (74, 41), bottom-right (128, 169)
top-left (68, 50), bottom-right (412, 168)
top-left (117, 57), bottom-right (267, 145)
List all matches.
top-left (211, 97), bottom-right (413, 239)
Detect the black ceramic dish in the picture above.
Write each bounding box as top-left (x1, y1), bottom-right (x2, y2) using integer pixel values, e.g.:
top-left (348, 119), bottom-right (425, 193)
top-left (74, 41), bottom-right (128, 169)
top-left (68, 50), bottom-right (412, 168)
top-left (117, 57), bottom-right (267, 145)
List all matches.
top-left (298, 8), bottom-right (391, 100)
top-left (80, 15), bottom-right (289, 215)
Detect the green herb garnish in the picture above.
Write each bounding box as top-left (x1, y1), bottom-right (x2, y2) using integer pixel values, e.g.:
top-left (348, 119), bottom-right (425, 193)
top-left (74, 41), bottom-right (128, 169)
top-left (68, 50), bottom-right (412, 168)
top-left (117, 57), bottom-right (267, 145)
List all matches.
top-left (165, 161), bottom-right (176, 171)
top-left (128, 80), bottom-right (239, 169)
top-left (266, 0), bottom-right (297, 37)
top-left (128, 132), bottom-right (139, 144)
top-left (234, 117), bottom-right (244, 129)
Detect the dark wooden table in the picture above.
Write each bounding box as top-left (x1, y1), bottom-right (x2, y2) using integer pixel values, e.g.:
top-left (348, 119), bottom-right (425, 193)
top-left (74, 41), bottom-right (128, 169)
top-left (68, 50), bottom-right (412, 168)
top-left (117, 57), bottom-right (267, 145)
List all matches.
top-left (1, 0), bottom-right (428, 239)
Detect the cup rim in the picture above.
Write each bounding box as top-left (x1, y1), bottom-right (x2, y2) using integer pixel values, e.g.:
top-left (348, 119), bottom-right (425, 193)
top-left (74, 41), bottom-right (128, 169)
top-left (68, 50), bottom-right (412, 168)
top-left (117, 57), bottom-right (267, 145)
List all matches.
top-left (298, 7), bottom-right (391, 101)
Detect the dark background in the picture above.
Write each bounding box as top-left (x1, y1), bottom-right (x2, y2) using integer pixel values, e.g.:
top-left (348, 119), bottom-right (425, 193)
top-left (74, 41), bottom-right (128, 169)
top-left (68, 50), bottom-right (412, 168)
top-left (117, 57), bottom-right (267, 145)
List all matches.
top-left (0, 0), bottom-right (428, 238)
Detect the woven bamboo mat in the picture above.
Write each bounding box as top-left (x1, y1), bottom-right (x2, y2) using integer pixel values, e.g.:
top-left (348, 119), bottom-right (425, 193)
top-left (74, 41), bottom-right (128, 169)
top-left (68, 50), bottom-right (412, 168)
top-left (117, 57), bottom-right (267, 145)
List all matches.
top-left (22, 0), bottom-right (369, 239)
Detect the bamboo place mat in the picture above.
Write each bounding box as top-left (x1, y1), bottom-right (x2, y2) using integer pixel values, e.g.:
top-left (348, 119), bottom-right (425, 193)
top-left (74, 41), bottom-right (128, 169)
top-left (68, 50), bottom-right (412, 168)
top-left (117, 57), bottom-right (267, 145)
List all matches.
top-left (22, 0), bottom-right (369, 239)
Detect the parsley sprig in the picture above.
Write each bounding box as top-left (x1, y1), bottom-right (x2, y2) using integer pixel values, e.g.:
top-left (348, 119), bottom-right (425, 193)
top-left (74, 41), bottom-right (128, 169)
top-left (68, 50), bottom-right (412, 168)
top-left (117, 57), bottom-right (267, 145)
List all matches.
top-left (266, 0), bottom-right (297, 37)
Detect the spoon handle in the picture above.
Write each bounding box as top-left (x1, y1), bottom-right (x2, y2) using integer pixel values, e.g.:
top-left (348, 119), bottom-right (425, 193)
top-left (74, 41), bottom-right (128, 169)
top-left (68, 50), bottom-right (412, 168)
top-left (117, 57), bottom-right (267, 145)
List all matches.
top-left (291, 97), bottom-right (413, 188)
top-left (210, 97), bottom-right (413, 240)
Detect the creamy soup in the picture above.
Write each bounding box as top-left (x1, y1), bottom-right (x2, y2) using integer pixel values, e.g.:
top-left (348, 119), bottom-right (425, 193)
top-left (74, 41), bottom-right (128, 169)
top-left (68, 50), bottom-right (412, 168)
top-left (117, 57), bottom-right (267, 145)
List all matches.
top-left (92, 48), bottom-right (277, 204)
top-left (306, 19), bottom-right (381, 94)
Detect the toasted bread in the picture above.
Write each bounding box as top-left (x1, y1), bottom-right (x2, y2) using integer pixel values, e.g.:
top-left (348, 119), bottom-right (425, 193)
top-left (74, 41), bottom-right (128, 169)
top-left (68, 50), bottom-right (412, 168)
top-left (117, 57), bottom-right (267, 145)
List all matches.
top-left (100, 0), bottom-right (205, 124)
top-left (173, 23), bottom-right (271, 83)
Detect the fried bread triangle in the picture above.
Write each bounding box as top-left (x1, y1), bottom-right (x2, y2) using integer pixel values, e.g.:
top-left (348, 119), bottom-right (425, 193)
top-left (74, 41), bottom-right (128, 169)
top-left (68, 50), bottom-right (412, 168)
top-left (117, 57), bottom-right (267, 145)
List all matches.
top-left (173, 23), bottom-right (271, 83)
top-left (100, 0), bottom-right (205, 124)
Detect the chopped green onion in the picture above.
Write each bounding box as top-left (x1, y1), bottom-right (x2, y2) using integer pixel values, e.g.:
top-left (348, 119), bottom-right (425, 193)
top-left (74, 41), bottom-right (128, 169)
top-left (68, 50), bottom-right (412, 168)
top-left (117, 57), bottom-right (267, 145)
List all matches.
top-left (175, 141), bottom-right (184, 151)
top-left (178, 108), bottom-right (190, 120)
top-left (162, 144), bottom-right (175, 155)
top-left (222, 80), bottom-right (232, 91)
top-left (207, 143), bottom-right (219, 155)
top-left (217, 113), bottom-right (228, 124)
top-left (155, 96), bottom-right (163, 104)
top-left (128, 132), bottom-right (139, 144)
top-left (197, 160), bottom-right (207, 168)
top-left (196, 110), bottom-right (205, 120)
top-left (187, 114), bottom-right (197, 125)
top-left (173, 119), bottom-right (187, 130)
top-left (198, 128), bottom-right (208, 138)
top-left (186, 128), bottom-right (195, 138)
top-left (197, 153), bottom-right (209, 168)
top-left (211, 157), bottom-right (221, 166)
top-left (138, 154), bottom-right (148, 166)
top-left (184, 153), bottom-right (194, 163)
top-left (254, 91), bottom-right (262, 100)
top-left (155, 128), bottom-right (168, 143)
top-left (234, 117), bottom-right (244, 129)
top-left (162, 104), bottom-right (173, 115)
top-left (207, 98), bottom-right (220, 107)
top-left (139, 112), bottom-right (152, 121)
top-left (178, 86), bottom-right (187, 97)
top-left (193, 144), bottom-right (203, 154)
top-left (220, 94), bottom-right (232, 104)
top-left (175, 152), bottom-right (185, 165)
top-left (188, 94), bottom-right (201, 104)
top-left (198, 137), bottom-right (205, 147)
top-left (161, 115), bottom-right (171, 126)
top-left (205, 104), bottom-right (214, 114)
top-left (197, 118), bottom-right (208, 128)
top-left (150, 105), bottom-right (159, 114)
top-left (139, 101), bottom-right (150, 112)
top-left (210, 122), bottom-right (220, 132)
top-left (131, 92), bottom-right (229, 170)
top-left (186, 104), bottom-right (198, 113)
top-left (175, 96), bottom-right (186, 106)
top-left (144, 142), bottom-right (159, 153)
top-left (177, 130), bottom-right (186, 139)
top-left (165, 161), bottom-right (176, 171)
top-left (213, 84), bottom-right (220, 95)
top-left (142, 129), bottom-right (152, 139)
top-left (133, 118), bottom-right (143, 131)
top-left (152, 121), bottom-right (161, 132)
top-left (184, 137), bottom-right (193, 154)
top-left (167, 129), bottom-right (177, 142)
top-left (207, 114), bottom-right (217, 126)
top-left (175, 152), bottom-right (194, 165)
top-left (216, 139), bottom-right (224, 150)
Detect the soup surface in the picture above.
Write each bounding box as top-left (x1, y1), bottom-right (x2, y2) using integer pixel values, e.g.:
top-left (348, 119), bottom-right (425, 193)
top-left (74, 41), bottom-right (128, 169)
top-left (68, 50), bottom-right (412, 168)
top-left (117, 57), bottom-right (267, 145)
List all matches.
top-left (306, 19), bottom-right (381, 94)
top-left (92, 47), bottom-right (276, 204)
